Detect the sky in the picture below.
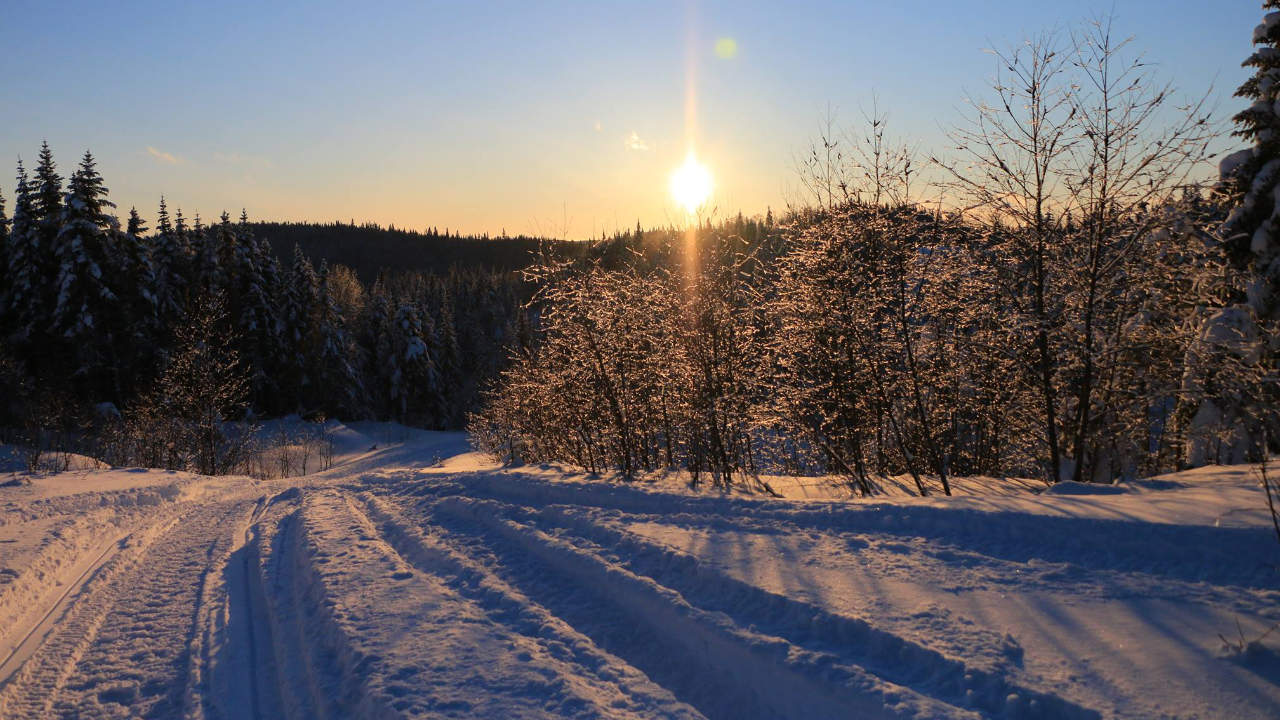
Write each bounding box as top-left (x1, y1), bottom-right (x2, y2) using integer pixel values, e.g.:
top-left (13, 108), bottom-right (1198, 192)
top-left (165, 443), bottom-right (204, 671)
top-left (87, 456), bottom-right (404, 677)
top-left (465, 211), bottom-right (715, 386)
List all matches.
top-left (0, 1), bottom-right (1263, 239)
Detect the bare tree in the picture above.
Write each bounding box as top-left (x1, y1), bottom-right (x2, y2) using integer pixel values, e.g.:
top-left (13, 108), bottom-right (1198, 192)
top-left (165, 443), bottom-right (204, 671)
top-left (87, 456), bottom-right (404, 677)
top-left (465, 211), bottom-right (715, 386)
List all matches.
top-left (936, 32), bottom-right (1078, 482)
top-left (1059, 16), bottom-right (1216, 482)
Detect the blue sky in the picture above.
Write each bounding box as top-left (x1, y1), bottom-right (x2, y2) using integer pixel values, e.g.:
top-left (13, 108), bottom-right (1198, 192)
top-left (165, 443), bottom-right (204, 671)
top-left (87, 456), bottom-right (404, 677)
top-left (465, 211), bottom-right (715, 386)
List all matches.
top-left (0, 1), bottom-right (1262, 237)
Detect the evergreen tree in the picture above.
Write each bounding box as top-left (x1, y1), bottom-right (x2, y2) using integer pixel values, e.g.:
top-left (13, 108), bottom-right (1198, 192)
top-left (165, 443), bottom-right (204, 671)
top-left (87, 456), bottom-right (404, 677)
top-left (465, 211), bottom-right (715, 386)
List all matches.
top-left (118, 214), bottom-right (162, 395)
top-left (1221, 2), bottom-right (1280, 324)
top-left (3, 163), bottom-right (40, 340)
top-left (52, 151), bottom-right (123, 396)
top-left (151, 197), bottom-right (190, 324)
top-left (364, 280), bottom-right (397, 417)
top-left (434, 301), bottom-right (464, 427)
top-left (32, 142), bottom-right (63, 239)
top-left (0, 188), bottom-right (9, 323)
top-left (390, 301), bottom-right (438, 422)
top-left (309, 261), bottom-right (365, 417)
top-left (127, 206), bottom-right (148, 237)
top-left (0, 187), bottom-right (8, 251)
top-left (281, 244), bottom-right (319, 409)
top-left (23, 144), bottom-right (63, 349)
top-left (230, 214), bottom-right (283, 410)
top-left (1204, 2), bottom-right (1280, 461)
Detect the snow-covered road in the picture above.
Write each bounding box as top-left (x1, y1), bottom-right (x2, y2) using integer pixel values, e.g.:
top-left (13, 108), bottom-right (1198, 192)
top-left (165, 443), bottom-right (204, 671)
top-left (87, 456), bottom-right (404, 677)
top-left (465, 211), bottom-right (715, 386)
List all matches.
top-left (2, 426), bottom-right (1278, 719)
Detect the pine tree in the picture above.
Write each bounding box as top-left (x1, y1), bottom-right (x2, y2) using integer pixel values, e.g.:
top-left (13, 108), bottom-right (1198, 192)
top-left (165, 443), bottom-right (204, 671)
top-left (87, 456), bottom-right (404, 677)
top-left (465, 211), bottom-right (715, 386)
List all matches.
top-left (151, 197), bottom-right (190, 324)
top-left (434, 301), bottom-right (464, 427)
top-left (126, 207), bottom-right (148, 237)
top-left (390, 301), bottom-right (438, 422)
top-left (281, 244), bottom-right (319, 410)
top-left (309, 261), bottom-right (365, 417)
top-left (0, 188), bottom-right (9, 325)
top-left (229, 214), bottom-right (282, 410)
top-left (52, 150), bottom-right (123, 396)
top-left (3, 163), bottom-right (40, 340)
top-left (1204, 2), bottom-right (1280, 462)
top-left (1221, 2), bottom-right (1280, 323)
top-left (32, 142), bottom-right (63, 239)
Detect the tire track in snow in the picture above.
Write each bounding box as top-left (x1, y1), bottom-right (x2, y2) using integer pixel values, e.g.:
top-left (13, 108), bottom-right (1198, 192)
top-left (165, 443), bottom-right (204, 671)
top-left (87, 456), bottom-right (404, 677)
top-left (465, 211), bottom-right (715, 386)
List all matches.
top-left (327, 490), bottom-right (704, 719)
top-left (210, 494), bottom-right (285, 720)
top-left (409, 472), bottom-right (1280, 596)
top-left (52, 499), bottom-right (247, 719)
top-left (0, 508), bottom-right (188, 718)
top-left (0, 498), bottom-right (250, 719)
top-left (255, 504), bottom-right (342, 720)
top-left (0, 529), bottom-right (129, 688)
top-left (519, 500), bottom-right (1101, 720)
top-left (382, 489), bottom-right (980, 720)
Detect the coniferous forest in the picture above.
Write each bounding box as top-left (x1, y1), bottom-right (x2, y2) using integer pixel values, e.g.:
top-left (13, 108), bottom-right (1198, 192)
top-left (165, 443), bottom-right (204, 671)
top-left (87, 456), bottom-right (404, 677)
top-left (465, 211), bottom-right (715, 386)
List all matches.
top-left (0, 145), bottom-right (538, 464)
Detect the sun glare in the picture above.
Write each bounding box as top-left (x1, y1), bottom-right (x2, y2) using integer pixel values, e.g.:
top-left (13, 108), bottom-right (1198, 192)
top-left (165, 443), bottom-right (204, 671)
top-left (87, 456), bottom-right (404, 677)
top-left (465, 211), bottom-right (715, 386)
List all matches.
top-left (670, 153), bottom-right (712, 214)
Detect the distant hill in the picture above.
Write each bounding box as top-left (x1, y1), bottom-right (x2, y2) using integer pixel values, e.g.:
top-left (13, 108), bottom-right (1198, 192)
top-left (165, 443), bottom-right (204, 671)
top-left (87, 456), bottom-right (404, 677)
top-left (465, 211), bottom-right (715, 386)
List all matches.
top-left (248, 221), bottom-right (580, 281)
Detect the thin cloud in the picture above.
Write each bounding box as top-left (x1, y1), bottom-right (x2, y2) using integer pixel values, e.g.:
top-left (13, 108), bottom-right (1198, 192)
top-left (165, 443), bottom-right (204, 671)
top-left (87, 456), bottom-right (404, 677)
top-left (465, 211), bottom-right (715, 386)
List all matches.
top-left (624, 131), bottom-right (651, 152)
top-left (146, 146), bottom-right (181, 164)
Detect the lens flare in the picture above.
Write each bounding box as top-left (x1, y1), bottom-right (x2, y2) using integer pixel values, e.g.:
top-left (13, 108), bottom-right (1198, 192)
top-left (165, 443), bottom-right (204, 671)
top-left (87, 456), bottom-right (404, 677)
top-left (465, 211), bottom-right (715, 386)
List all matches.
top-left (670, 153), bottom-right (712, 214)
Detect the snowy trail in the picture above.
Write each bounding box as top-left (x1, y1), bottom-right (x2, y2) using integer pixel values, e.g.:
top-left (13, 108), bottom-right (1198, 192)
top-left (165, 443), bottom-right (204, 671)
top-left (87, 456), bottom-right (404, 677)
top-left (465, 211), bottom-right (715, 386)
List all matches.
top-left (0, 529), bottom-right (129, 688)
top-left (2, 430), bottom-right (1279, 718)
top-left (296, 488), bottom-right (703, 718)
top-left (375, 488), bottom-right (1095, 720)
top-left (215, 494), bottom-right (286, 720)
top-left (0, 480), bottom-right (259, 719)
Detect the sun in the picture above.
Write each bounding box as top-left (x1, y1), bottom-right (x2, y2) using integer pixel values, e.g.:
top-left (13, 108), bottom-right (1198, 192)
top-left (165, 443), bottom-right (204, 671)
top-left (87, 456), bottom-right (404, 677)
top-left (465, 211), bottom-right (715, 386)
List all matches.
top-left (670, 153), bottom-right (712, 214)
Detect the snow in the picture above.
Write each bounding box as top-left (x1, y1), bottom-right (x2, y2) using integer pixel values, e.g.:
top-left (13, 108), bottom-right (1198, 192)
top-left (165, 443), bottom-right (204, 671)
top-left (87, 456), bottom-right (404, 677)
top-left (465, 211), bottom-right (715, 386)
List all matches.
top-left (1221, 147), bottom-right (1255, 179)
top-left (1, 423), bottom-right (1277, 718)
top-left (1255, 12), bottom-right (1280, 44)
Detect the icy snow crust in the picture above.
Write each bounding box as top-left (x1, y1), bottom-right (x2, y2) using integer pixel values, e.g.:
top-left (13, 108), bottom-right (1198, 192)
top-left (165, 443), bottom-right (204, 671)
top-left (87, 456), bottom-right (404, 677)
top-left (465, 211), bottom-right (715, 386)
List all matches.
top-left (1, 422), bottom-right (1278, 719)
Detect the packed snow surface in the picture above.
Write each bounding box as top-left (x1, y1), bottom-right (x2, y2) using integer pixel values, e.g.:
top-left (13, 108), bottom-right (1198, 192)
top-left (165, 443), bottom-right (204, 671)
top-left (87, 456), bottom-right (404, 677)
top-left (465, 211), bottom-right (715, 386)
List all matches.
top-left (1, 421), bottom-right (1278, 718)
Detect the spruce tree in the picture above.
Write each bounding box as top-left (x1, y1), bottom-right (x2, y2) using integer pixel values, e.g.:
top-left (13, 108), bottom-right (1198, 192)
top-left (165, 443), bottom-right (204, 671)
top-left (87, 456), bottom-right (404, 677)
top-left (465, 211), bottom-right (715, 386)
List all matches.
top-left (53, 151), bottom-right (123, 397)
top-left (25, 145), bottom-right (63, 349)
top-left (3, 163), bottom-right (40, 340)
top-left (391, 301), bottom-right (437, 422)
top-left (364, 280), bottom-right (396, 417)
top-left (0, 188), bottom-right (9, 322)
top-left (434, 300), bottom-right (464, 427)
top-left (229, 215), bottom-right (282, 409)
top-left (1221, 2), bottom-right (1280, 322)
top-left (310, 261), bottom-right (365, 417)
top-left (127, 206), bottom-right (148, 237)
top-left (119, 212), bottom-right (162, 394)
top-left (151, 197), bottom-right (189, 324)
top-left (281, 244), bottom-right (319, 410)
top-left (0, 187), bottom-right (8, 251)
top-left (1212, 2), bottom-right (1280, 460)
top-left (32, 142), bottom-right (63, 238)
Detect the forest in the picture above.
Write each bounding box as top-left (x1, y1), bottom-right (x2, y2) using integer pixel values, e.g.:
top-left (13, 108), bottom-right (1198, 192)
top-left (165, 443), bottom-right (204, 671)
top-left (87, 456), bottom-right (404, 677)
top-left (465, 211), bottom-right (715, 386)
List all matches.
top-left (0, 147), bottom-right (539, 471)
top-left (471, 21), bottom-right (1280, 494)
top-left (0, 19), bottom-right (1276, 494)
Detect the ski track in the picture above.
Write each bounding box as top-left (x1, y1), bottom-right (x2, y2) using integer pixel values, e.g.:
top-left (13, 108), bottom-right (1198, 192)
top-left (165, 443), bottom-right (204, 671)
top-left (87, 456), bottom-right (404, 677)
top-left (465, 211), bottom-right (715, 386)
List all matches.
top-left (373, 488), bottom-right (1096, 720)
top-left (303, 488), bottom-right (704, 718)
top-left (0, 491), bottom-right (255, 719)
top-left (2, 443), bottom-right (1278, 719)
